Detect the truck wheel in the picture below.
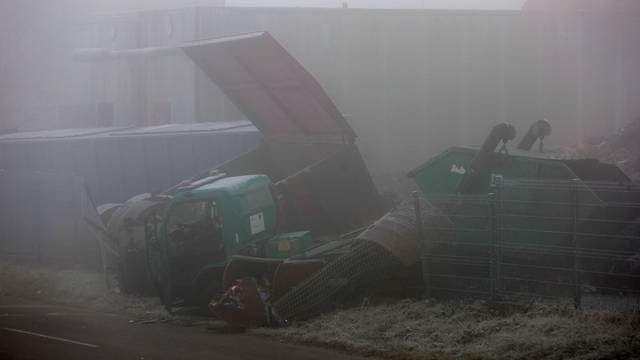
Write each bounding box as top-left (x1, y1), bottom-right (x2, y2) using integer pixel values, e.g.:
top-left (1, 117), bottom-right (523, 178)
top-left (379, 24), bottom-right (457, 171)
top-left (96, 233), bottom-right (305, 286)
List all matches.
top-left (194, 268), bottom-right (225, 309)
top-left (198, 281), bottom-right (223, 309)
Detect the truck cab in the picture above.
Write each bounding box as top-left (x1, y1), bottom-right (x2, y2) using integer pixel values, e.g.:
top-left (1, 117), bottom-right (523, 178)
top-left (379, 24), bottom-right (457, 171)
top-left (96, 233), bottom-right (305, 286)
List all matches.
top-left (146, 175), bottom-right (278, 307)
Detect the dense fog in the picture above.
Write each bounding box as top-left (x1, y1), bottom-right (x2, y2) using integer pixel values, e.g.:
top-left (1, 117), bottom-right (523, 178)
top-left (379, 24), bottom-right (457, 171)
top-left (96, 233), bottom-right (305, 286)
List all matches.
top-left (1, 0), bottom-right (639, 175)
top-left (1, 3), bottom-right (640, 359)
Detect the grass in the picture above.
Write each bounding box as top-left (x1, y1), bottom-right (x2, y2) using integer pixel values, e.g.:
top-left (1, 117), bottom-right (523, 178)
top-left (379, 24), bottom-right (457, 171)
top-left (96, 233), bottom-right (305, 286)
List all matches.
top-left (0, 260), bottom-right (166, 320)
top-left (254, 298), bottom-right (640, 359)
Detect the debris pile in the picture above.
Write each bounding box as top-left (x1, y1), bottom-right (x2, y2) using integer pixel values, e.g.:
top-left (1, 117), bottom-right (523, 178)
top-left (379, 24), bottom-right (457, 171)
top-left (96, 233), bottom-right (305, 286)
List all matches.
top-left (575, 118), bottom-right (640, 181)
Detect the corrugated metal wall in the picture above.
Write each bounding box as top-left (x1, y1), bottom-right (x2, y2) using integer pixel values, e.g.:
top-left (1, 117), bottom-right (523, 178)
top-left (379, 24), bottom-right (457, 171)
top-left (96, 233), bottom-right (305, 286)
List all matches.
top-left (74, 8), bottom-right (640, 174)
top-left (0, 127), bottom-right (261, 205)
top-left (0, 170), bottom-right (102, 267)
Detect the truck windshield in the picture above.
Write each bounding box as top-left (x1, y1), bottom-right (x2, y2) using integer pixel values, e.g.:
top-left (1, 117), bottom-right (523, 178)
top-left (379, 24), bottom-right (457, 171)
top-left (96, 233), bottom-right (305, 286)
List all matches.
top-left (167, 201), bottom-right (209, 233)
top-left (166, 201), bottom-right (224, 258)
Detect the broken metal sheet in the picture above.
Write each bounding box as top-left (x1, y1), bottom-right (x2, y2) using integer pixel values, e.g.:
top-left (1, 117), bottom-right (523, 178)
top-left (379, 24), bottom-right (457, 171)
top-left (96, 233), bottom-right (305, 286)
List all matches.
top-left (221, 255), bottom-right (283, 291)
top-left (96, 203), bottom-right (122, 226)
top-left (106, 195), bottom-right (169, 236)
top-left (221, 256), bottom-right (324, 300)
top-left (109, 121), bottom-right (255, 136)
top-left (180, 32), bottom-right (355, 143)
top-left (0, 127), bottom-right (127, 142)
top-left (357, 199), bottom-right (454, 267)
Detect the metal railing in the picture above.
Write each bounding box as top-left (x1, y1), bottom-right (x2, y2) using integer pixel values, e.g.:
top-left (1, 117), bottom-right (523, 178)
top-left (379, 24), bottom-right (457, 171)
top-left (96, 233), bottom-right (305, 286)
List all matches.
top-left (419, 179), bottom-right (640, 308)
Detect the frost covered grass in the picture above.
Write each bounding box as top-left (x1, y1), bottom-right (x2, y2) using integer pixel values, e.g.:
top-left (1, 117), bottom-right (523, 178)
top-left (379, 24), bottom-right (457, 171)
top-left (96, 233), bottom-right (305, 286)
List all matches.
top-left (255, 298), bottom-right (640, 359)
top-left (0, 260), bottom-right (166, 320)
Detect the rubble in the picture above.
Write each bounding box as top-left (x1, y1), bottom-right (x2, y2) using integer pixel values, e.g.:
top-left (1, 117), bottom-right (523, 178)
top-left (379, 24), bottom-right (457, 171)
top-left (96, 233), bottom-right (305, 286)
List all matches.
top-left (574, 118), bottom-right (640, 181)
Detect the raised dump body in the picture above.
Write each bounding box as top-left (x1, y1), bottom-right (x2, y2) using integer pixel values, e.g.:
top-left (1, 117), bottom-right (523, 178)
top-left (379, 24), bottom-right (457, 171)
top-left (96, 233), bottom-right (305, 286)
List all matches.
top-left (182, 32), bottom-right (384, 235)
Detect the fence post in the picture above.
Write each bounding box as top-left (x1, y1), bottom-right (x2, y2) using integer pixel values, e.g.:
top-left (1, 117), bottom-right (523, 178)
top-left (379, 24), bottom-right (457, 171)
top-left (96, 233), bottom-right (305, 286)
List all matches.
top-left (413, 191), bottom-right (430, 298)
top-left (488, 192), bottom-right (497, 298)
top-left (494, 177), bottom-right (503, 294)
top-left (571, 178), bottom-right (582, 309)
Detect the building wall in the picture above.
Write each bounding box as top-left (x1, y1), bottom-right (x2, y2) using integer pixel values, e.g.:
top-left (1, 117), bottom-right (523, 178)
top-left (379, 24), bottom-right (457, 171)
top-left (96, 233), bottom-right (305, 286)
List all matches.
top-left (3, 6), bottom-right (639, 174)
top-left (0, 0), bottom-right (82, 132)
top-left (74, 7), bottom-right (640, 174)
top-left (0, 128), bottom-right (261, 204)
top-left (0, 170), bottom-right (102, 268)
top-left (522, 0), bottom-right (640, 12)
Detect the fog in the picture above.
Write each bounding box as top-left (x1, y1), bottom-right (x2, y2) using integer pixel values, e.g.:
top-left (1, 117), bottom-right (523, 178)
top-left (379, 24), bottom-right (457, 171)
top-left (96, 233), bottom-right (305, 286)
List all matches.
top-left (1, 3), bottom-right (640, 358)
top-left (1, 0), bottom-right (639, 175)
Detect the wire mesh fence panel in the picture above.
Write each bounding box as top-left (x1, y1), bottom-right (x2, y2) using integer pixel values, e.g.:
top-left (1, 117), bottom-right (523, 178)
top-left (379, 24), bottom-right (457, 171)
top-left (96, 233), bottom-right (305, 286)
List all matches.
top-left (420, 179), bottom-right (640, 306)
top-left (422, 194), bottom-right (494, 297)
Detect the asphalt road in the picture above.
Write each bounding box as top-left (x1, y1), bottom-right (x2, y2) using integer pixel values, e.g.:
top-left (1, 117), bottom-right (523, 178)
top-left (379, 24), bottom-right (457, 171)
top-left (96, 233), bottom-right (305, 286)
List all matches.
top-left (0, 299), bottom-right (369, 360)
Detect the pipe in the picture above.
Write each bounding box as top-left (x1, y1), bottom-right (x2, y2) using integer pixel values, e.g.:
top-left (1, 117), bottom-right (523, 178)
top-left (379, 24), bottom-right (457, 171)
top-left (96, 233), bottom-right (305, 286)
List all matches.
top-left (73, 46), bottom-right (180, 62)
top-left (456, 123), bottom-right (516, 194)
top-left (517, 119), bottom-right (552, 151)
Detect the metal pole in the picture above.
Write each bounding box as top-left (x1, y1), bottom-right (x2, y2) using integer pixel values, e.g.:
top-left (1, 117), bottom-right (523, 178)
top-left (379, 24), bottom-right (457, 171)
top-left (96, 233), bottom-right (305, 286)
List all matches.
top-left (35, 173), bottom-right (43, 265)
top-left (413, 191), bottom-right (430, 298)
top-left (571, 179), bottom-right (581, 309)
top-left (488, 192), bottom-right (497, 298)
top-left (495, 177), bottom-right (503, 295)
